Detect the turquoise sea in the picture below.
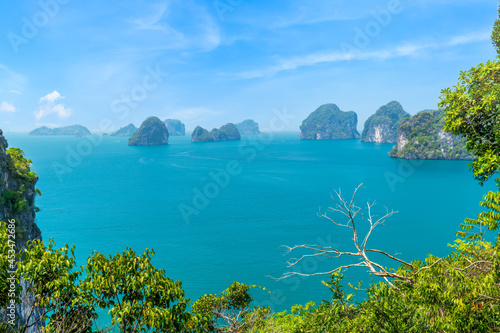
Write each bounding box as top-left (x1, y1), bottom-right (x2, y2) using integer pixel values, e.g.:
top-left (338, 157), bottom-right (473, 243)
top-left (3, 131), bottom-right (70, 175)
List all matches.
top-left (5, 132), bottom-right (495, 321)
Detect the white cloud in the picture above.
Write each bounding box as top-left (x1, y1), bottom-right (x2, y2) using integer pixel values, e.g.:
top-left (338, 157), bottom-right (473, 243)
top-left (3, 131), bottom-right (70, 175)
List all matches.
top-left (9, 90), bottom-right (21, 95)
top-left (34, 90), bottom-right (72, 120)
top-left (237, 30), bottom-right (492, 78)
top-left (0, 101), bottom-right (16, 113)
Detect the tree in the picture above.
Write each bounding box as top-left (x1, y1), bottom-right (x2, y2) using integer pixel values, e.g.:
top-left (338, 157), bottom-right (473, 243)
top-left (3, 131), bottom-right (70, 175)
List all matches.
top-left (439, 10), bottom-right (500, 240)
top-left (278, 184), bottom-right (440, 287)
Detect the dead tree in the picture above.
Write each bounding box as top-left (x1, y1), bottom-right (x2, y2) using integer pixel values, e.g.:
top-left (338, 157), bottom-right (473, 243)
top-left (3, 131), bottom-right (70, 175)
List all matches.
top-left (277, 184), bottom-right (441, 287)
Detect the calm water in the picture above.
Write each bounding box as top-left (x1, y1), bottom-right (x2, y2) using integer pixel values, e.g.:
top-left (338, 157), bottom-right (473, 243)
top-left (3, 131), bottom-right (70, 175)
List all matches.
top-left (5, 132), bottom-right (495, 319)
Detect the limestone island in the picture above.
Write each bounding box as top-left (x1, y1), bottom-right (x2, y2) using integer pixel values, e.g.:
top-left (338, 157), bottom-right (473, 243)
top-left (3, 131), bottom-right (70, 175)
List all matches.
top-left (29, 125), bottom-right (91, 136)
top-left (191, 123), bottom-right (241, 143)
top-left (164, 119), bottom-right (186, 136)
top-left (128, 116), bottom-right (169, 146)
top-left (389, 109), bottom-right (473, 160)
top-left (300, 104), bottom-right (360, 140)
top-left (111, 123), bottom-right (137, 137)
top-left (361, 101), bottom-right (410, 143)
top-left (236, 119), bottom-right (261, 134)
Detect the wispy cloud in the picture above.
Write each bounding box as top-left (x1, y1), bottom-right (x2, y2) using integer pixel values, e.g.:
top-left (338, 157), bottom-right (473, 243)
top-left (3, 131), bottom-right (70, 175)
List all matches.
top-left (0, 101), bottom-right (16, 113)
top-left (9, 90), bottom-right (21, 95)
top-left (34, 91), bottom-right (72, 120)
top-left (237, 30), bottom-right (492, 78)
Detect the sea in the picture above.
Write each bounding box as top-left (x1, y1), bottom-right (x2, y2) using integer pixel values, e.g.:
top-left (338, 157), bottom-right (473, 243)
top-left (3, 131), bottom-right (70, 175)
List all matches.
top-left (5, 132), bottom-right (496, 325)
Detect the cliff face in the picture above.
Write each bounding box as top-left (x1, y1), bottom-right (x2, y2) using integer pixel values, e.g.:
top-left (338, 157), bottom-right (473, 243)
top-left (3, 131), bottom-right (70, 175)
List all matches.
top-left (361, 101), bottom-right (410, 143)
top-left (191, 123), bottom-right (241, 143)
top-left (128, 117), bottom-right (169, 146)
top-left (389, 110), bottom-right (473, 160)
top-left (0, 129), bottom-right (43, 332)
top-left (29, 125), bottom-right (91, 136)
top-left (236, 120), bottom-right (260, 134)
top-left (164, 119), bottom-right (186, 136)
top-left (111, 123), bottom-right (137, 137)
top-left (300, 104), bottom-right (360, 140)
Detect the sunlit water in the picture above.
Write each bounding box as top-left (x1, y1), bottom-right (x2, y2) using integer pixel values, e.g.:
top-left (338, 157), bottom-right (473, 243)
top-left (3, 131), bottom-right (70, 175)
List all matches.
top-left (5, 132), bottom-right (495, 326)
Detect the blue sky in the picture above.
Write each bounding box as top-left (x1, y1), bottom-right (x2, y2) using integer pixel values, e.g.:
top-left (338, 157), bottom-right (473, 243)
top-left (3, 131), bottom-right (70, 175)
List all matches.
top-left (0, 0), bottom-right (496, 133)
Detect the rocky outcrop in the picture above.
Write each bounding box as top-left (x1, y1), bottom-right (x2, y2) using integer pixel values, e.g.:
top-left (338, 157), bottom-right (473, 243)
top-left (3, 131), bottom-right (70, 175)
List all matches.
top-left (0, 129), bottom-right (43, 332)
top-left (128, 117), bottom-right (169, 146)
top-left (389, 110), bottom-right (473, 160)
top-left (29, 125), bottom-right (91, 136)
top-left (236, 120), bottom-right (261, 134)
top-left (300, 104), bottom-right (360, 140)
top-left (111, 123), bottom-right (137, 137)
top-left (361, 101), bottom-right (410, 143)
top-left (191, 123), bottom-right (241, 143)
top-left (164, 119), bottom-right (186, 136)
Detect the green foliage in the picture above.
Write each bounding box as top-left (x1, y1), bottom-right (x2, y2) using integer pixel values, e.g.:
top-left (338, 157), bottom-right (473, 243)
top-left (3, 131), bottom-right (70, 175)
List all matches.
top-left (361, 101), bottom-right (410, 142)
top-left (81, 247), bottom-right (192, 332)
top-left (300, 104), bottom-right (360, 140)
top-left (389, 109), bottom-right (473, 160)
top-left (29, 125), bottom-right (91, 136)
top-left (191, 123), bottom-right (241, 143)
top-left (192, 281), bottom-right (262, 332)
top-left (128, 116), bottom-right (169, 146)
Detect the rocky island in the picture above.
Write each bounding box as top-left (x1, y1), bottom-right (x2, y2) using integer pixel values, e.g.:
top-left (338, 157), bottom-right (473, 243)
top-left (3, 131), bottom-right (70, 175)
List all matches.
top-left (361, 101), bottom-right (410, 143)
top-left (236, 119), bottom-right (261, 134)
top-left (128, 116), bottom-right (169, 146)
top-left (164, 119), bottom-right (186, 136)
top-left (111, 123), bottom-right (137, 137)
top-left (389, 109), bottom-right (473, 160)
top-left (29, 125), bottom-right (91, 136)
top-left (191, 123), bottom-right (241, 143)
top-left (300, 104), bottom-right (360, 140)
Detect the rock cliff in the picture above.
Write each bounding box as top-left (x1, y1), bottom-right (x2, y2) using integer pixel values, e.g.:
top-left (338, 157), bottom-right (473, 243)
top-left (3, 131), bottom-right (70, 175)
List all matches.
top-left (29, 125), bottom-right (91, 136)
top-left (236, 120), bottom-right (260, 134)
top-left (389, 110), bottom-right (473, 160)
top-left (0, 129), bottom-right (43, 332)
top-left (111, 123), bottom-right (137, 137)
top-left (361, 101), bottom-right (410, 143)
top-left (300, 104), bottom-right (360, 140)
top-left (128, 117), bottom-right (169, 146)
top-left (191, 123), bottom-right (241, 143)
top-left (164, 119), bottom-right (186, 136)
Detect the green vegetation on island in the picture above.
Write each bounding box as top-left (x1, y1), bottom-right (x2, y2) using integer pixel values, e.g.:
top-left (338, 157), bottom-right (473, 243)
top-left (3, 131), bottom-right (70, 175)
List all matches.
top-left (361, 101), bottom-right (410, 143)
top-left (300, 104), bottom-right (360, 140)
top-left (3, 10), bottom-right (500, 333)
top-left (110, 123), bottom-right (137, 137)
top-left (236, 120), bottom-right (261, 134)
top-left (191, 123), bottom-right (241, 143)
top-left (164, 119), bottom-right (186, 136)
top-left (389, 109), bottom-right (473, 160)
top-left (29, 125), bottom-right (91, 136)
top-left (128, 116), bottom-right (169, 146)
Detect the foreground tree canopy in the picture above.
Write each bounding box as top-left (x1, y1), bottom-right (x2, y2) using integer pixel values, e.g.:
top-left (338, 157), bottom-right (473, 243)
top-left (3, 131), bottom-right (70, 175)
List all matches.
top-left (3, 9), bottom-right (500, 333)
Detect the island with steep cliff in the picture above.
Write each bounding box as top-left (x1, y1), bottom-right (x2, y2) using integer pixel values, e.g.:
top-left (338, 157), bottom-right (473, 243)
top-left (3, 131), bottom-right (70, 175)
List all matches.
top-left (29, 125), bottom-right (91, 136)
top-left (164, 119), bottom-right (186, 136)
top-left (300, 104), bottom-right (360, 140)
top-left (236, 119), bottom-right (261, 134)
top-left (111, 123), bottom-right (137, 137)
top-left (128, 116), bottom-right (169, 146)
top-left (389, 109), bottom-right (473, 160)
top-left (191, 123), bottom-right (241, 143)
top-left (361, 101), bottom-right (410, 143)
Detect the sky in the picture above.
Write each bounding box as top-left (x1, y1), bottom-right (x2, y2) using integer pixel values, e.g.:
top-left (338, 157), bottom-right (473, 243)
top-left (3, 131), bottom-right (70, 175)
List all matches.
top-left (0, 0), bottom-right (497, 133)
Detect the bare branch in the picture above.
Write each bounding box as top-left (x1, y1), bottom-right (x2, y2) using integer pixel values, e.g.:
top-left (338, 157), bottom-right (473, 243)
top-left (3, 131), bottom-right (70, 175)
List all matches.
top-left (278, 184), bottom-right (436, 287)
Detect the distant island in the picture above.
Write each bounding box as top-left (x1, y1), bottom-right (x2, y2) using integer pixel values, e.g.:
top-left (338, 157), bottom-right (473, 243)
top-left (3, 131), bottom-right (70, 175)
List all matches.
top-left (191, 123), bottom-right (241, 143)
top-left (111, 123), bottom-right (137, 137)
top-left (300, 104), bottom-right (360, 140)
top-left (361, 101), bottom-right (410, 143)
top-left (29, 125), bottom-right (91, 136)
top-left (236, 120), bottom-right (260, 134)
top-left (389, 109), bottom-right (473, 160)
top-left (128, 116), bottom-right (169, 146)
top-left (164, 119), bottom-right (186, 136)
